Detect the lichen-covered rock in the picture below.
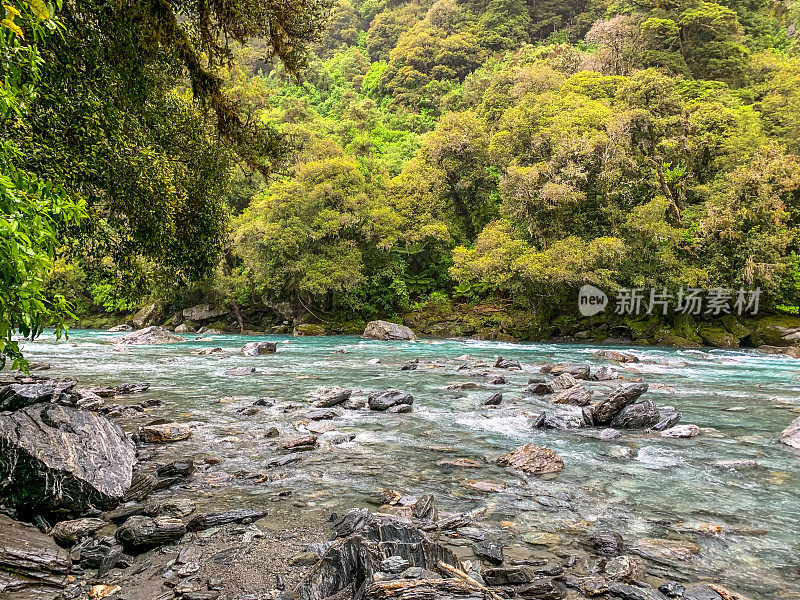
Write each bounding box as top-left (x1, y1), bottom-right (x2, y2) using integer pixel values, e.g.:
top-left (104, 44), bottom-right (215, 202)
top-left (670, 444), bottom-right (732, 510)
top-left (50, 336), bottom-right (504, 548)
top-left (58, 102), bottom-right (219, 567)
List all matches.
top-left (363, 320), bottom-right (416, 341)
top-left (114, 326), bottom-right (185, 345)
top-left (496, 443), bottom-right (564, 474)
top-left (131, 302), bottom-right (164, 329)
top-left (0, 515), bottom-right (72, 593)
top-left (0, 404), bottom-right (135, 517)
top-left (753, 314), bottom-right (800, 346)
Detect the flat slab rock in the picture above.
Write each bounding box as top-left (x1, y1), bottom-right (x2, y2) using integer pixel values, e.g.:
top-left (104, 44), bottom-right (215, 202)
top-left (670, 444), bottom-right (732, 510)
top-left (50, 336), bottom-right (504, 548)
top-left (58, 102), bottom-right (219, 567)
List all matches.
top-left (0, 403), bottom-right (136, 516)
top-left (0, 515), bottom-right (72, 593)
top-left (114, 326), bottom-right (185, 345)
top-left (363, 320), bottom-right (417, 341)
top-left (496, 443), bottom-right (564, 474)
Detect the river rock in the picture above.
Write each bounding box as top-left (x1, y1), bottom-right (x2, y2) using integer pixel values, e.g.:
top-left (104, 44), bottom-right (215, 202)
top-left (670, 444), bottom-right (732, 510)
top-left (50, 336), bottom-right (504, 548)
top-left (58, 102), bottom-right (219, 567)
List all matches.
top-left (50, 517), bottom-right (106, 545)
top-left (0, 404), bottom-right (135, 516)
top-left (368, 389), bottom-right (414, 411)
top-left (473, 539), bottom-right (504, 565)
top-left (224, 366), bottom-right (256, 375)
top-left (496, 444), bottom-right (564, 474)
top-left (115, 326), bottom-right (185, 345)
top-left (484, 392), bottom-right (502, 406)
top-left (661, 424), bottom-right (699, 438)
top-left (607, 581), bottom-right (669, 600)
top-left (634, 538), bottom-right (699, 562)
top-left (553, 384), bottom-right (591, 406)
top-left (524, 382), bottom-right (554, 395)
top-left (0, 514), bottom-right (72, 593)
top-left (605, 555), bottom-right (639, 581)
top-left (312, 386), bottom-right (353, 408)
top-left (278, 435), bottom-right (318, 450)
top-left (74, 389), bottom-right (104, 411)
top-left (592, 366), bottom-right (620, 381)
top-left (307, 408), bottom-right (341, 420)
top-left (157, 459), bottom-right (195, 478)
top-left (116, 382), bottom-right (150, 394)
top-left (779, 415), bottom-right (800, 448)
top-left (138, 422), bottom-right (192, 443)
top-left (517, 577), bottom-right (566, 599)
top-left (593, 350), bottom-right (639, 363)
top-left (653, 412), bottom-right (681, 431)
top-left (0, 381), bottom-right (59, 411)
top-left (108, 324), bottom-right (133, 332)
top-left (592, 383), bottom-right (649, 425)
top-left (658, 582), bottom-right (685, 597)
top-left (551, 373), bottom-right (577, 390)
top-left (589, 530), bottom-right (625, 556)
top-left (295, 509), bottom-right (460, 600)
top-left (610, 400), bottom-right (660, 429)
top-left (494, 357), bottom-right (521, 369)
top-left (115, 515), bottom-right (186, 551)
top-left (547, 363), bottom-right (590, 379)
top-left (241, 341), bottom-right (277, 356)
top-left (483, 565), bottom-right (537, 585)
top-left (363, 320), bottom-right (416, 340)
top-left (183, 303), bottom-right (228, 322)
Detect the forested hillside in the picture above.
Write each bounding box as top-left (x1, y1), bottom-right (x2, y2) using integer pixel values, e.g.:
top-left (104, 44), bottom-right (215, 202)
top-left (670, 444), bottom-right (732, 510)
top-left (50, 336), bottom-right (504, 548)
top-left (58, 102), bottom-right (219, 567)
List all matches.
top-left (26, 0), bottom-right (800, 338)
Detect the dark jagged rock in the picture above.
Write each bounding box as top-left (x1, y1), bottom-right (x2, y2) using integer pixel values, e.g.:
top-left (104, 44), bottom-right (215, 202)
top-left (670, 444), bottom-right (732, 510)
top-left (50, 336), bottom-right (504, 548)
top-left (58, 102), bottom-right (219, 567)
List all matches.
top-left (0, 515), bottom-right (72, 593)
top-left (157, 459), bottom-right (195, 478)
top-left (682, 585), bottom-right (723, 600)
top-left (524, 383), bottom-right (554, 396)
top-left (368, 389), bottom-right (414, 411)
top-left (411, 495), bottom-right (437, 521)
top-left (364, 578), bottom-right (495, 600)
top-left (607, 582), bottom-right (669, 600)
top-left (653, 412), bottom-right (682, 431)
top-left (50, 517), bottom-right (106, 545)
top-left (115, 383), bottom-right (150, 394)
top-left (483, 565), bottom-right (537, 585)
top-left (115, 515), bottom-right (186, 551)
top-left (296, 509), bottom-right (460, 600)
top-left (593, 383), bottom-right (649, 425)
top-left (589, 530), bottom-right (625, 557)
top-left (0, 381), bottom-right (58, 411)
top-left (0, 403), bottom-right (135, 517)
top-left (489, 376), bottom-right (509, 385)
top-left (516, 577), bottom-right (566, 599)
top-left (186, 509), bottom-right (268, 531)
top-left (484, 392), bottom-right (502, 406)
top-left (494, 357), bottom-right (521, 369)
top-left (610, 401), bottom-right (660, 429)
top-left (363, 320), bottom-right (417, 341)
top-left (79, 538), bottom-right (126, 576)
top-left (658, 582), bottom-right (686, 597)
top-left (400, 359), bottom-right (419, 371)
top-left (473, 539), bottom-right (504, 565)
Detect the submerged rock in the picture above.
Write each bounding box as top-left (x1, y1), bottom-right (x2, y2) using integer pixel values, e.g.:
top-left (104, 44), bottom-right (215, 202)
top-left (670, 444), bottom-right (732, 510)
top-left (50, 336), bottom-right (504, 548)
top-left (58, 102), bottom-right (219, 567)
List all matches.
top-left (484, 392), bottom-right (502, 406)
top-left (592, 383), bottom-right (649, 425)
top-left (368, 389), bottom-right (414, 411)
top-left (0, 404), bottom-right (136, 517)
top-left (115, 326), bottom-right (185, 345)
top-left (496, 444), bottom-right (564, 474)
top-left (363, 320), bottom-right (417, 341)
top-left (241, 341), bottom-right (277, 356)
top-left (0, 515), bottom-right (72, 593)
top-left (224, 366), bottom-right (256, 376)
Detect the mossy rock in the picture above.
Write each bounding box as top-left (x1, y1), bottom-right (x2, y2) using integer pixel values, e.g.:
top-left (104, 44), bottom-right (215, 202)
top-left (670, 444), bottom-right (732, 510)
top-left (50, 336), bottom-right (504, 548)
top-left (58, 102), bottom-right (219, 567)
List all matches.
top-left (721, 314), bottom-right (751, 339)
top-left (697, 324), bottom-right (739, 349)
top-left (752, 314), bottom-right (800, 346)
top-left (671, 314), bottom-right (703, 344)
top-left (657, 334), bottom-right (702, 348)
top-left (293, 324), bottom-right (326, 336)
top-left (206, 320), bottom-right (231, 332)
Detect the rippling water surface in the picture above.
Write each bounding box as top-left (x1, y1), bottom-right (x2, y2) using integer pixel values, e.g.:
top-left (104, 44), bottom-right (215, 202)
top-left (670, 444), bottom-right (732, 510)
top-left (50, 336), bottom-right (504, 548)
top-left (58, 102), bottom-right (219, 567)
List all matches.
top-left (19, 330), bottom-right (800, 598)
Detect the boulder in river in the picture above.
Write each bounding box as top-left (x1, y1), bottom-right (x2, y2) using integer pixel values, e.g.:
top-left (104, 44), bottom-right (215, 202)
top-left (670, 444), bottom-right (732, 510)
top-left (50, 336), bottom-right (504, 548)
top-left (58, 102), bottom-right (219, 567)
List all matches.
top-left (592, 383), bottom-right (649, 425)
top-left (496, 443), bottom-right (564, 474)
top-left (114, 326), bottom-right (185, 345)
top-left (780, 415), bottom-right (800, 449)
top-left (312, 386), bottom-right (353, 408)
top-left (593, 349), bottom-right (639, 363)
top-left (545, 362), bottom-right (591, 379)
top-left (551, 372), bottom-right (577, 390)
top-left (524, 382), bottom-right (554, 396)
top-left (484, 392), bottom-right (502, 406)
top-left (368, 389), bottom-right (414, 411)
top-left (610, 400), bottom-right (661, 429)
top-left (0, 403), bottom-right (136, 517)
top-left (494, 356), bottom-right (521, 369)
top-left (0, 380), bottom-right (59, 411)
top-left (0, 514), bottom-right (72, 594)
top-left (553, 384), bottom-right (591, 406)
top-left (592, 366), bottom-right (619, 381)
top-left (107, 324), bottom-right (133, 332)
top-left (661, 424), bottom-right (699, 438)
top-left (363, 320), bottom-right (417, 341)
top-left (241, 341), bottom-right (278, 356)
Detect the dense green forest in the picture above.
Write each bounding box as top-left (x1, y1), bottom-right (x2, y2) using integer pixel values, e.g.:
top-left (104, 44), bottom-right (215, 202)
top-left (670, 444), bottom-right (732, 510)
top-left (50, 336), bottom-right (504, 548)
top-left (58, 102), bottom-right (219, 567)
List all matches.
top-left (4, 0), bottom-right (800, 351)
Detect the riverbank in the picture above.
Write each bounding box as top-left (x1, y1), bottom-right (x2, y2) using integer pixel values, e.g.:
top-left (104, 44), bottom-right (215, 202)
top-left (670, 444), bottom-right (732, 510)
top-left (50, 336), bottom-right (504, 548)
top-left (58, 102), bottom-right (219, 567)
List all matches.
top-left (2, 331), bottom-right (800, 599)
top-left (74, 298), bottom-right (800, 355)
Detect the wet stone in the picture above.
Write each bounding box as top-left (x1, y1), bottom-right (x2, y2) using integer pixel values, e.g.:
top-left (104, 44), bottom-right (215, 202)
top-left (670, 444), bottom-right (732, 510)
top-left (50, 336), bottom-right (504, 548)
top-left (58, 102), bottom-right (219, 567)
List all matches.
top-left (473, 539), bottom-right (504, 565)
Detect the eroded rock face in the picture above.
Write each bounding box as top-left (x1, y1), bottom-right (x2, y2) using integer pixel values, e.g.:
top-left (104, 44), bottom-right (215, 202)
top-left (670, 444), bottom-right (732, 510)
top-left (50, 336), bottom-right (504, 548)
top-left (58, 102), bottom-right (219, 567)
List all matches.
top-left (114, 326), bottom-right (185, 345)
top-left (0, 404), bottom-right (136, 517)
top-left (495, 444), bottom-right (564, 474)
top-left (363, 320), bottom-right (417, 341)
top-left (0, 515), bottom-right (72, 594)
top-left (295, 509), bottom-right (460, 600)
